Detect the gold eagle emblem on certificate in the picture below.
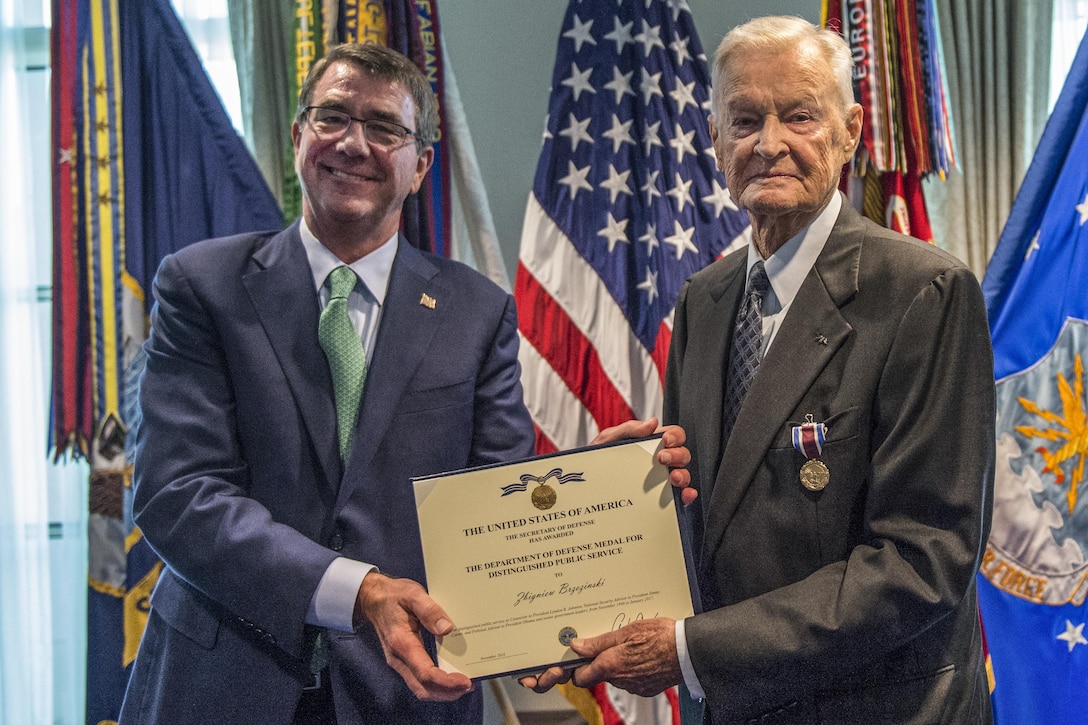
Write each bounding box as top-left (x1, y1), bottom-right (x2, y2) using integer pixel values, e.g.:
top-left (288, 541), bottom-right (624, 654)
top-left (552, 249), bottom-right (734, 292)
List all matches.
top-left (532, 483), bottom-right (557, 510)
top-left (499, 467), bottom-right (586, 511)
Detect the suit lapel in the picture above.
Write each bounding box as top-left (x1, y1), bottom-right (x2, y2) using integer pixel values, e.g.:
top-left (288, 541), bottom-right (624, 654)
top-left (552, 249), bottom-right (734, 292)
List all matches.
top-left (335, 241), bottom-right (445, 509)
top-left (243, 222), bottom-right (342, 490)
top-left (686, 251), bottom-right (746, 501)
top-left (701, 207), bottom-right (866, 563)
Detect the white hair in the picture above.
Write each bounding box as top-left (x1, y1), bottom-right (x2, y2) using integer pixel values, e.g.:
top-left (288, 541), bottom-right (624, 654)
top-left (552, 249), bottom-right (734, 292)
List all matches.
top-left (710, 15), bottom-right (855, 119)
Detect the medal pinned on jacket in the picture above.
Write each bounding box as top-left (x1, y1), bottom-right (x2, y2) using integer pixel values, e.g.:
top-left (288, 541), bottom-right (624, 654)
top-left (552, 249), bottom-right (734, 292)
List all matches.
top-left (792, 414), bottom-right (829, 491)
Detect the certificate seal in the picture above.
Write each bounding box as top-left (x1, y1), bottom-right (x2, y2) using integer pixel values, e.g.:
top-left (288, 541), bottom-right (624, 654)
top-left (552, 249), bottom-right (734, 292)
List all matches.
top-left (532, 483), bottom-right (557, 510)
top-left (558, 626), bottom-right (577, 647)
top-left (800, 459), bottom-right (829, 491)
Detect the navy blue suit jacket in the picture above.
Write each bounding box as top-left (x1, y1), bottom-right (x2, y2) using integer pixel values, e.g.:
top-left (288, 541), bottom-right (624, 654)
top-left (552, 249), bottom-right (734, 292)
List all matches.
top-left (121, 222), bottom-right (534, 724)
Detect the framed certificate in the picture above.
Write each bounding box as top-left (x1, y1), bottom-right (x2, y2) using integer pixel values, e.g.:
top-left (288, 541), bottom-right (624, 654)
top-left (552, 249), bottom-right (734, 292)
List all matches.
top-left (412, 436), bottom-right (696, 680)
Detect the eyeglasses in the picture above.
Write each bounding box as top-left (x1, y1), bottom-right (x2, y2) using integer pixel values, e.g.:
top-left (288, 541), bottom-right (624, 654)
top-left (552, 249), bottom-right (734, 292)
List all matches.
top-left (303, 106), bottom-right (417, 149)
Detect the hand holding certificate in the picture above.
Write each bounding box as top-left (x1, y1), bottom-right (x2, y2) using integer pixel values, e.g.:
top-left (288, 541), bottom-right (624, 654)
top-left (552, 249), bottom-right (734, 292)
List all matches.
top-left (413, 435), bottom-right (696, 680)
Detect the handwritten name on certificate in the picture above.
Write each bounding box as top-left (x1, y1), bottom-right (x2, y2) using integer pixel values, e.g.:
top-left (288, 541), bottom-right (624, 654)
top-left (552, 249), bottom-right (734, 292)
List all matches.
top-left (412, 436), bottom-right (694, 679)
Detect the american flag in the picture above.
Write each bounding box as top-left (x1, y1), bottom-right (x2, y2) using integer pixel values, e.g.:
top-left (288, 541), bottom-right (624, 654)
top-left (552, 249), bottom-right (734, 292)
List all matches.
top-left (516, 0), bottom-right (750, 455)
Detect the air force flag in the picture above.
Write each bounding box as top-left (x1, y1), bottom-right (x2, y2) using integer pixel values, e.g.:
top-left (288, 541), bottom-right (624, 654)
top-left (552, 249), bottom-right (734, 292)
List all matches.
top-left (977, 28), bottom-right (1088, 724)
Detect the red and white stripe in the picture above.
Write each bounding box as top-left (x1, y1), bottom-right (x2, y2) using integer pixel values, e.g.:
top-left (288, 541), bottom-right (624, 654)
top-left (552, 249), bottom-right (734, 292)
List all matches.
top-left (516, 194), bottom-right (747, 453)
top-left (516, 195), bottom-right (671, 453)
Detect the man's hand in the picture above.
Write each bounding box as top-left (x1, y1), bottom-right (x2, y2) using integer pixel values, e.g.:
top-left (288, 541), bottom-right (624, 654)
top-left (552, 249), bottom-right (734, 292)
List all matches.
top-left (519, 618), bottom-right (681, 698)
top-left (357, 572), bottom-right (474, 702)
top-left (591, 417), bottom-right (696, 505)
top-left (517, 664), bottom-right (572, 694)
top-left (571, 618), bottom-right (682, 697)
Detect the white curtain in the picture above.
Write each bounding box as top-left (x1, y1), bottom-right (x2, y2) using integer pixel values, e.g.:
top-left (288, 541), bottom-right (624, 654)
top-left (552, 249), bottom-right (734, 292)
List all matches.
top-left (0, 1), bottom-right (88, 723)
top-left (924, 0), bottom-right (1053, 276)
top-left (1051, 0), bottom-right (1088, 110)
top-left (0, 2), bottom-right (53, 721)
top-left (171, 0), bottom-right (244, 133)
top-left (225, 0), bottom-right (292, 205)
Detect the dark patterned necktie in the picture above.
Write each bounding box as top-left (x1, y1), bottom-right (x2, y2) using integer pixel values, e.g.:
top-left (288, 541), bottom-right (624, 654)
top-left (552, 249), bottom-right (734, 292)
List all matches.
top-left (319, 266), bottom-right (367, 461)
top-left (722, 260), bottom-right (770, 440)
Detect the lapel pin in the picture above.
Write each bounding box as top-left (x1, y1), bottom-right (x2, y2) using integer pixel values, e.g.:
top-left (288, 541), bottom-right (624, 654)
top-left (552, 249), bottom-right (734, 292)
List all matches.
top-left (815, 334), bottom-right (828, 346)
top-left (420, 293), bottom-right (437, 310)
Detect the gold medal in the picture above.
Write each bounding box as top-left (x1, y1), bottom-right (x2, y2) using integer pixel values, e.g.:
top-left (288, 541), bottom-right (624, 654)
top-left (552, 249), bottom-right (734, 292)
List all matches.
top-left (531, 483), bottom-right (557, 510)
top-left (800, 459), bottom-right (829, 491)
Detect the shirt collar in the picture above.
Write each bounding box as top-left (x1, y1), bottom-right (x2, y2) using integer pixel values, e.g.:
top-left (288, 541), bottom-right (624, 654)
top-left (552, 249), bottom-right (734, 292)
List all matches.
top-left (299, 218), bottom-right (397, 305)
top-left (746, 191), bottom-right (842, 310)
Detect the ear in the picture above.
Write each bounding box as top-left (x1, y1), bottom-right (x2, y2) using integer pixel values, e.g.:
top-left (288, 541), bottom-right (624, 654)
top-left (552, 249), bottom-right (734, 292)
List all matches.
top-left (708, 115), bottom-right (724, 171)
top-left (411, 146), bottom-right (435, 194)
top-left (291, 121), bottom-right (304, 175)
top-left (843, 103), bottom-right (863, 157)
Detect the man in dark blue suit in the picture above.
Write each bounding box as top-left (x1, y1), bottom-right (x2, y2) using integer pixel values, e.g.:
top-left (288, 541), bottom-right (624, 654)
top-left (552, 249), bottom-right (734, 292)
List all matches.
top-left (119, 44), bottom-right (534, 724)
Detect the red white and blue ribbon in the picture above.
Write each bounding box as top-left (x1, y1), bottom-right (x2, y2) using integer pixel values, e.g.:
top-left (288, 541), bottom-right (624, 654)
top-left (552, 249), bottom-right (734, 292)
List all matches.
top-left (792, 415), bottom-right (827, 461)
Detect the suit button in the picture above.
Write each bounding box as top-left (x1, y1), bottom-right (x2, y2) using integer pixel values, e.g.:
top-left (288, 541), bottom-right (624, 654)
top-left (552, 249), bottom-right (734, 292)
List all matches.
top-left (330, 533), bottom-right (344, 551)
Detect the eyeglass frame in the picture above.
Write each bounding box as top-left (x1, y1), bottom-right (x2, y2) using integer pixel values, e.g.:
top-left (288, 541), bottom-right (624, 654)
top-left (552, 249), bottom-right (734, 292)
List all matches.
top-left (301, 105), bottom-right (420, 150)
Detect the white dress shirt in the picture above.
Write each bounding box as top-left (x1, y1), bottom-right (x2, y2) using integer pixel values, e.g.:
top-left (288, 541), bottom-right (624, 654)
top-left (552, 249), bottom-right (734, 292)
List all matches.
top-left (299, 219), bottom-right (397, 632)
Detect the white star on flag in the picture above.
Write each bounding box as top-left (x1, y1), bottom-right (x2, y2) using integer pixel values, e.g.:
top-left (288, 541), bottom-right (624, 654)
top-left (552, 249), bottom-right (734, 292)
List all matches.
top-left (641, 169), bottom-right (662, 204)
top-left (598, 212), bottom-right (629, 252)
top-left (635, 19), bottom-right (664, 56)
top-left (603, 16), bottom-right (634, 53)
top-left (558, 160), bottom-right (592, 199)
top-left (670, 79), bottom-right (698, 114)
top-left (642, 120), bottom-right (664, 155)
top-left (639, 222), bottom-right (660, 255)
top-left (1076, 193), bottom-right (1088, 225)
top-left (664, 219), bottom-right (698, 260)
top-left (559, 112), bottom-right (593, 150)
top-left (561, 62), bottom-right (596, 101)
top-left (604, 67), bottom-right (635, 104)
top-left (637, 267), bottom-right (659, 304)
top-left (600, 165), bottom-right (633, 203)
top-left (1058, 620), bottom-right (1088, 652)
top-left (702, 179), bottom-right (738, 216)
top-left (669, 122), bottom-right (697, 162)
top-left (640, 68), bottom-right (664, 103)
top-left (602, 115), bottom-right (636, 152)
top-left (563, 14), bottom-right (596, 52)
top-left (667, 171), bottom-right (693, 211)
top-left (669, 33), bottom-right (691, 65)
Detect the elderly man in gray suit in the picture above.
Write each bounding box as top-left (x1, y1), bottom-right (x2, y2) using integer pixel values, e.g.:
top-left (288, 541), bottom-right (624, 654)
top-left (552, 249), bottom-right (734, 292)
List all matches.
top-left (523, 15), bottom-right (994, 724)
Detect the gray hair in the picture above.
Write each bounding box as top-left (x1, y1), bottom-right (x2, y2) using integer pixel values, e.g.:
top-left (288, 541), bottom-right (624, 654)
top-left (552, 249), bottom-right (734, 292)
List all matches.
top-left (296, 43), bottom-right (439, 150)
top-left (711, 16), bottom-right (855, 118)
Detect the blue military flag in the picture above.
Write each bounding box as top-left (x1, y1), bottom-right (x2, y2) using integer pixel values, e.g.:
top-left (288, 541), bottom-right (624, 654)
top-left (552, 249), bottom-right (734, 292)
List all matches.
top-left (50, 0), bottom-right (283, 722)
top-left (977, 26), bottom-right (1088, 724)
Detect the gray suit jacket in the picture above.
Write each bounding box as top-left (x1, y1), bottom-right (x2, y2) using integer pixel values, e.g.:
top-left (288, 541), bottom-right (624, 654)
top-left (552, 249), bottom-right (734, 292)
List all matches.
top-left (120, 223), bottom-right (535, 724)
top-left (666, 204), bottom-right (994, 724)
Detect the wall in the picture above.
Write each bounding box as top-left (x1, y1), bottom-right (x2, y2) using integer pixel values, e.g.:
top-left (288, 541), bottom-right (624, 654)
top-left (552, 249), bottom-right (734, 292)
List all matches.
top-left (440, 0), bottom-right (819, 279)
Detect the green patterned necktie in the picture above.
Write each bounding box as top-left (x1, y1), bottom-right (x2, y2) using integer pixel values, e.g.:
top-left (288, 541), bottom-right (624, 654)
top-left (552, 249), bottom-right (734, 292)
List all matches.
top-left (319, 266), bottom-right (367, 461)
